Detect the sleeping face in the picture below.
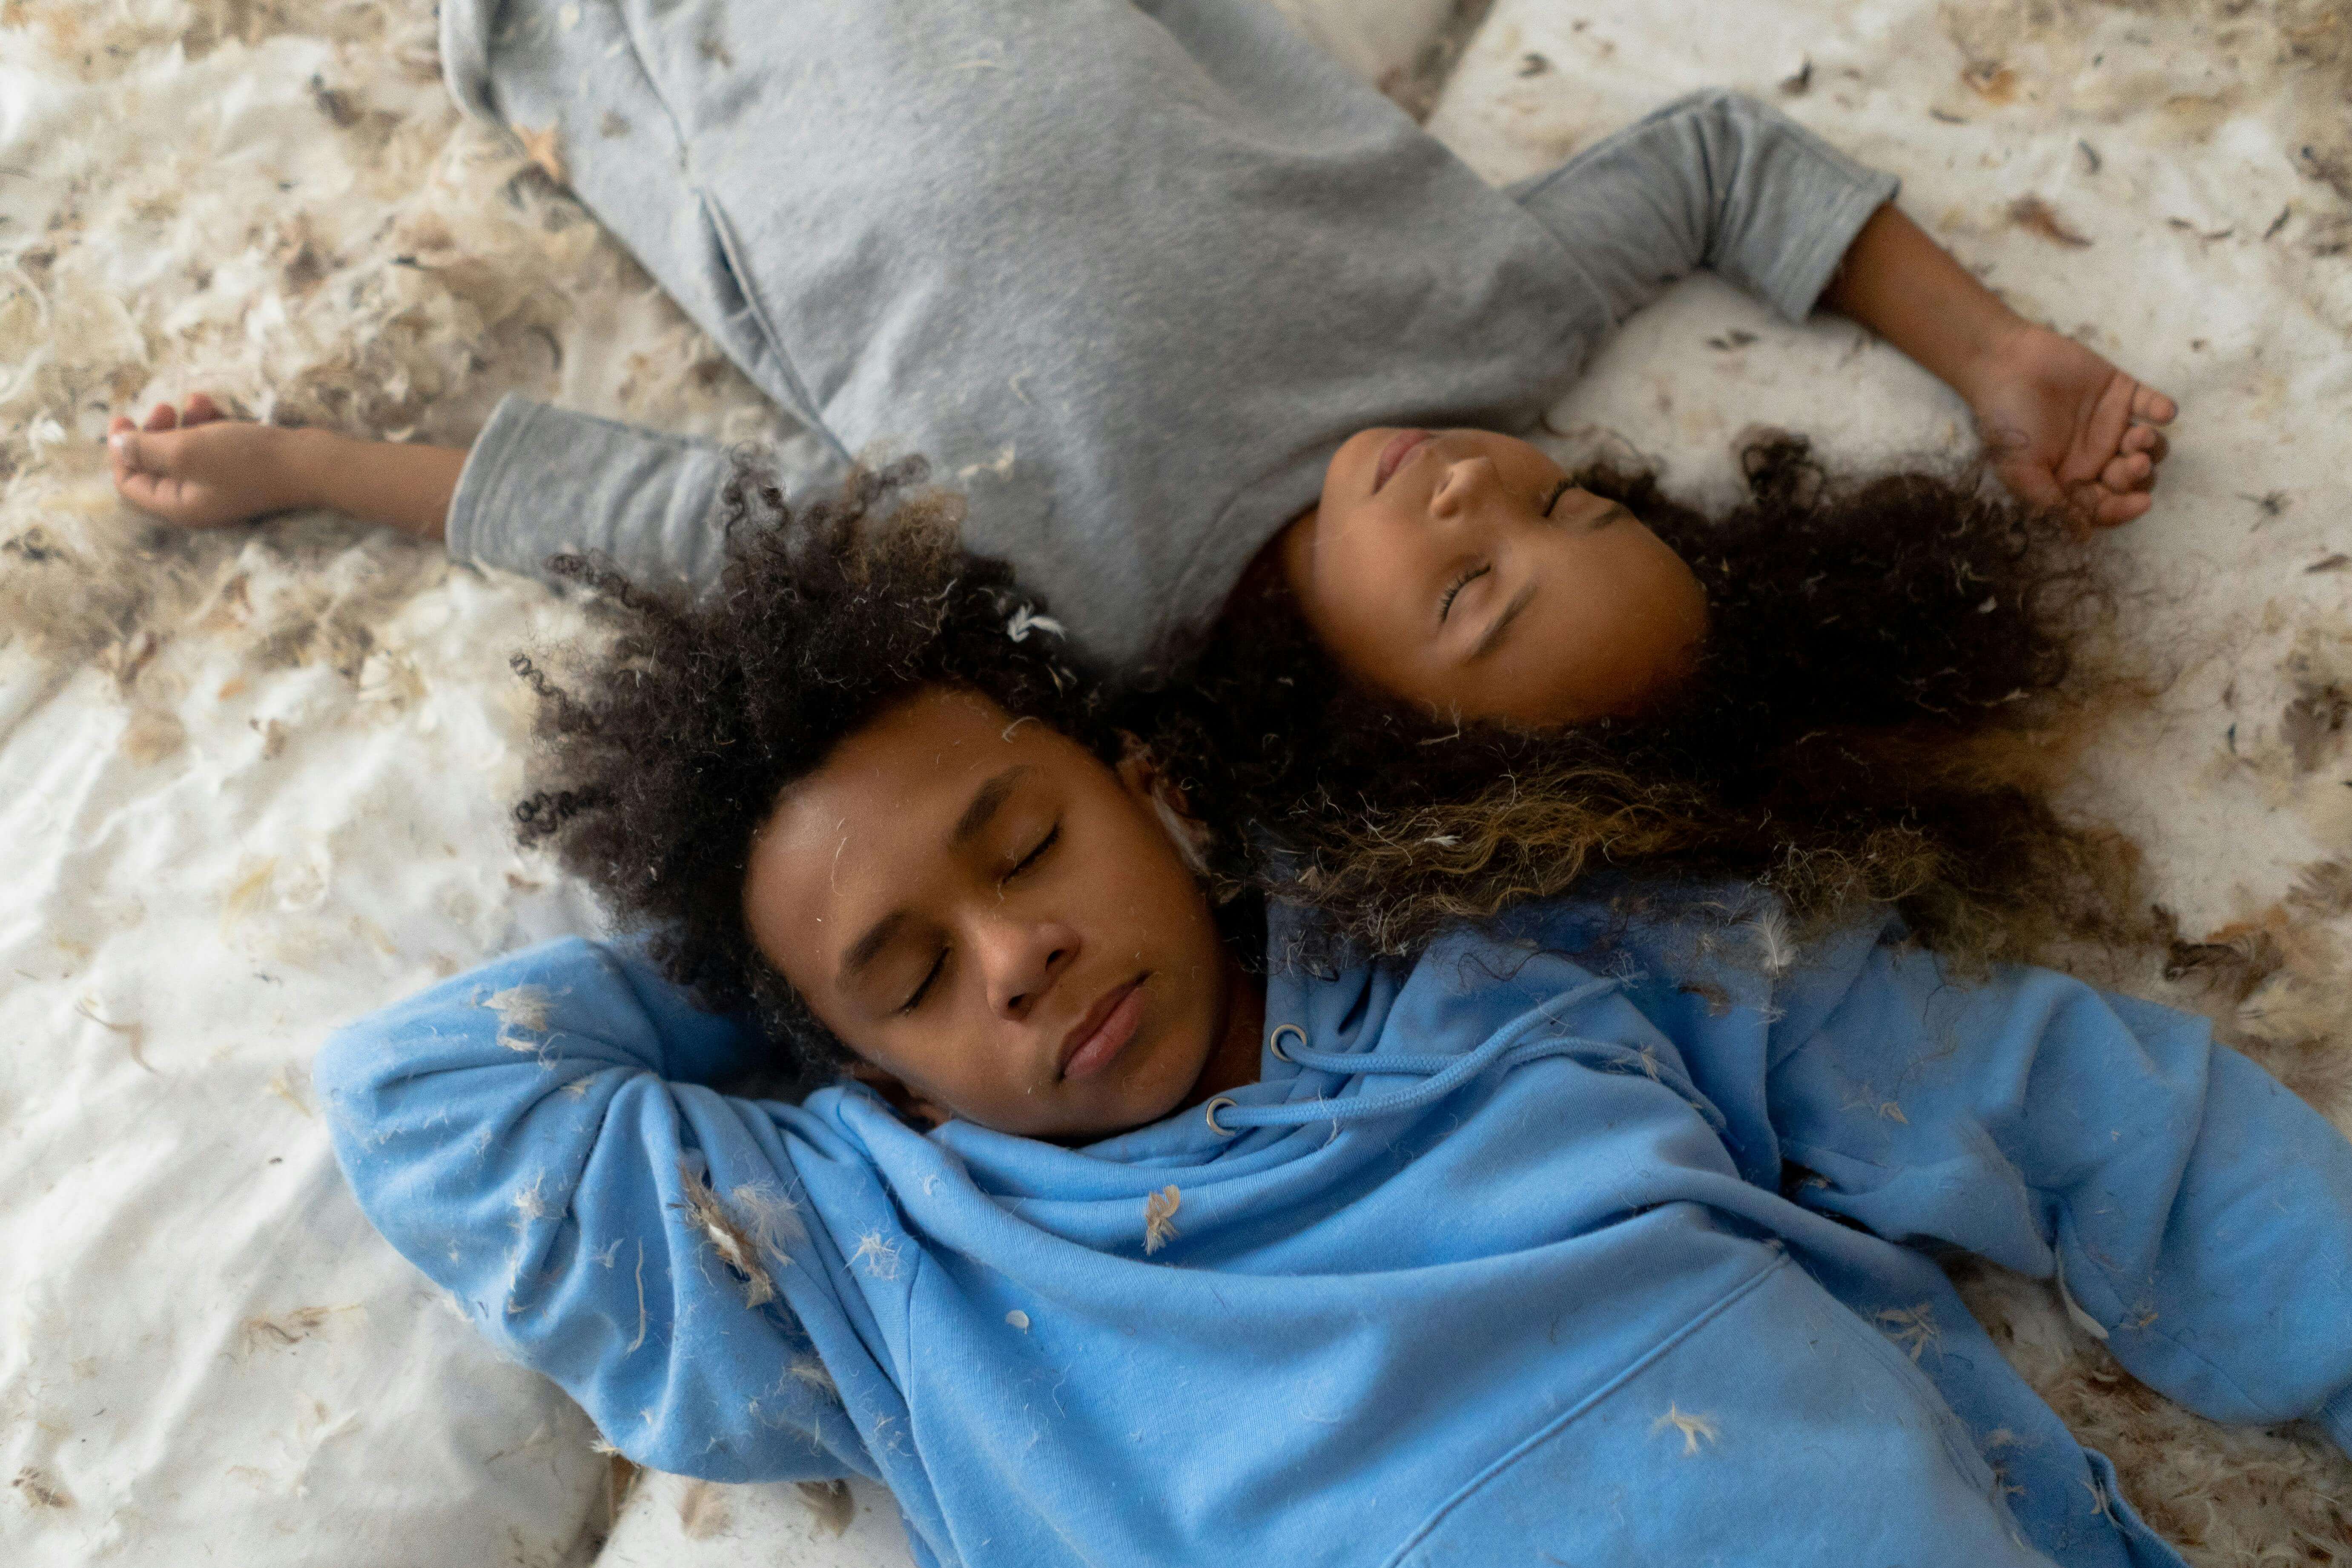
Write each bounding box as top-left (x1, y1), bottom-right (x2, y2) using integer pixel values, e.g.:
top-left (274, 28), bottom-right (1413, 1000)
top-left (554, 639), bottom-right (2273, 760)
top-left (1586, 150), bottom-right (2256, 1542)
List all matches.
top-left (1284, 428), bottom-right (1709, 728)
top-left (740, 686), bottom-right (1261, 1139)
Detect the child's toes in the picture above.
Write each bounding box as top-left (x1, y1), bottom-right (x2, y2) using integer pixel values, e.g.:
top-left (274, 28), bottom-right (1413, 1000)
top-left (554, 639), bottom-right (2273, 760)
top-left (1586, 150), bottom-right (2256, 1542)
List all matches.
top-left (182, 393), bottom-right (224, 425)
top-left (2132, 384), bottom-right (2177, 424)
top-left (2101, 453), bottom-right (2150, 492)
top-left (142, 401), bottom-right (181, 433)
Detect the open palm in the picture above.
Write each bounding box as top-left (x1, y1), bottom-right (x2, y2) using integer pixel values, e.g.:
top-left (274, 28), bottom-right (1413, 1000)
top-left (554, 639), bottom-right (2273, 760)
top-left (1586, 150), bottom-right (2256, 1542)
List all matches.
top-left (1969, 327), bottom-right (2175, 529)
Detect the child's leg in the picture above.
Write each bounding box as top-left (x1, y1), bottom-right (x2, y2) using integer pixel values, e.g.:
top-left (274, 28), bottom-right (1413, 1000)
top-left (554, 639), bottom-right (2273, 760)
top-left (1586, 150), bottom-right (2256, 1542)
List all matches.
top-left (441, 0), bottom-right (843, 456)
top-left (442, 0), bottom-right (1416, 479)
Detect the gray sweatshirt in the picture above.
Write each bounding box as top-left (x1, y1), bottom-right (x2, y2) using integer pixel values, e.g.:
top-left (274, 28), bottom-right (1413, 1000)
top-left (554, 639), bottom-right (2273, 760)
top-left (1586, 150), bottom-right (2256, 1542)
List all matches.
top-left (442, 0), bottom-right (1897, 669)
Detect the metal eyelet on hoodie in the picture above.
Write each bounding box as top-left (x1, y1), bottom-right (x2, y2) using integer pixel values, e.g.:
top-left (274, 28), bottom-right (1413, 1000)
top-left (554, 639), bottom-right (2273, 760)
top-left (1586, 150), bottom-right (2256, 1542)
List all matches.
top-left (1268, 1024), bottom-right (1305, 1063)
top-left (1205, 976), bottom-right (1630, 1137)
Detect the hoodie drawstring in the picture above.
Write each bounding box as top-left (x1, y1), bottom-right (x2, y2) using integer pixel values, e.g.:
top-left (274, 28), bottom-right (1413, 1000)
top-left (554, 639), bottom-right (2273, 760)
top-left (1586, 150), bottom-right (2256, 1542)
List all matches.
top-left (1205, 975), bottom-right (1651, 1137)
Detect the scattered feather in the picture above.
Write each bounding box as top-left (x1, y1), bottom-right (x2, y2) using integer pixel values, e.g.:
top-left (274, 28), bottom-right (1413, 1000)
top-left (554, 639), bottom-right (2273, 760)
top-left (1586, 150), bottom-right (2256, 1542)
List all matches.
top-left (1747, 906), bottom-right (1795, 977)
top-left (481, 983), bottom-right (554, 1034)
top-left (1142, 1185), bottom-right (1182, 1254)
top-left (1004, 606), bottom-right (1064, 643)
top-left (241, 1304), bottom-right (361, 1353)
top-left (2288, 860), bottom-right (2352, 917)
top-left (74, 998), bottom-right (152, 1072)
top-left (2280, 682), bottom-right (2351, 773)
top-left (627, 1242), bottom-right (648, 1354)
top-left (798, 1479), bottom-right (855, 1535)
top-left (849, 1231), bottom-right (904, 1280)
top-left (676, 1479), bottom-right (729, 1540)
top-left (671, 1161), bottom-right (780, 1308)
top-left (265, 1063), bottom-right (314, 1118)
top-left (514, 122), bottom-right (567, 186)
top-left (1650, 1404), bottom-right (1719, 1455)
top-left (1875, 1302), bottom-right (1943, 1362)
top-left (2008, 196), bottom-right (2092, 248)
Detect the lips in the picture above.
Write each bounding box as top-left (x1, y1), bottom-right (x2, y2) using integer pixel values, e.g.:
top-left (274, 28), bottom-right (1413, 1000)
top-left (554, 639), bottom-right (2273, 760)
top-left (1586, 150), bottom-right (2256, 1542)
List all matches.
top-left (1058, 977), bottom-right (1147, 1083)
top-left (1372, 429), bottom-right (1432, 493)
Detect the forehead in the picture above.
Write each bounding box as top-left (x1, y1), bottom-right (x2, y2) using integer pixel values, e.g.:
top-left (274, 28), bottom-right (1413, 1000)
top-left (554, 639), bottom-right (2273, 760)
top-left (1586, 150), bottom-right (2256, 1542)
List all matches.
top-left (742, 688), bottom-right (1074, 968)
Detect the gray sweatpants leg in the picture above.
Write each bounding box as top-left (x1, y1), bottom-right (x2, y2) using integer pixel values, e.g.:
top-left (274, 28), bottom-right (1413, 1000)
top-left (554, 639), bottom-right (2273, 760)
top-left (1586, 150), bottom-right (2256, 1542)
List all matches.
top-left (453, 0), bottom-right (846, 458)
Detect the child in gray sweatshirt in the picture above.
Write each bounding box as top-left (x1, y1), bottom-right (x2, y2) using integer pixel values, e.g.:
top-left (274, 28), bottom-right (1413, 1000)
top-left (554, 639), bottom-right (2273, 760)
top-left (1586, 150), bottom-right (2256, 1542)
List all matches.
top-left (111, 0), bottom-right (2171, 725)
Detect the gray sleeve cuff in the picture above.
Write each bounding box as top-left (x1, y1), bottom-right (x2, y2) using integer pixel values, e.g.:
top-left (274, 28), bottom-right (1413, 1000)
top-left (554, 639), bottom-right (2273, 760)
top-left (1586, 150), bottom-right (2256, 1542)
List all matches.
top-left (443, 392), bottom-right (547, 574)
top-left (446, 393), bottom-right (741, 596)
top-left (1730, 103), bottom-right (1902, 324)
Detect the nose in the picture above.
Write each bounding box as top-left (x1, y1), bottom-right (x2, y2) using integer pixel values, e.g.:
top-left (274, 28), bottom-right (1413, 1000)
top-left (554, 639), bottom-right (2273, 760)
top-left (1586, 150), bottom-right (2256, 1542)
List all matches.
top-left (975, 914), bottom-right (1078, 1022)
top-left (1428, 455), bottom-right (1498, 519)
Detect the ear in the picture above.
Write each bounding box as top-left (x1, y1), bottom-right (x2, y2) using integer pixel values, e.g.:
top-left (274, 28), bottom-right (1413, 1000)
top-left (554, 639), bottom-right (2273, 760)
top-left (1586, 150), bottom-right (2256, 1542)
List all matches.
top-left (1115, 734), bottom-right (1212, 876)
top-left (845, 1061), bottom-right (952, 1130)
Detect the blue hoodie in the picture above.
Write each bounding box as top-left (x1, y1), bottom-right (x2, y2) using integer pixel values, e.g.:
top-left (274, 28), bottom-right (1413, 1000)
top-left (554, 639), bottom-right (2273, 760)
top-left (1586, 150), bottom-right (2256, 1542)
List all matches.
top-left (317, 901), bottom-right (2352, 1568)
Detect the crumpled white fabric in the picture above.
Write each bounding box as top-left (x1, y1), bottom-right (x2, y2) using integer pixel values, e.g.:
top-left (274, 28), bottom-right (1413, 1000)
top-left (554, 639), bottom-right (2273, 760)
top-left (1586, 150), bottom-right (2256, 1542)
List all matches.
top-left (6, 0), bottom-right (2348, 1565)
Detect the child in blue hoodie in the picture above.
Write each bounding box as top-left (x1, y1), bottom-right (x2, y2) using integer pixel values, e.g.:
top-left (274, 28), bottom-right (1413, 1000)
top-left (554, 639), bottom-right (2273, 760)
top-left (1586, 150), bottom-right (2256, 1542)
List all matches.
top-left (318, 466), bottom-right (2351, 1568)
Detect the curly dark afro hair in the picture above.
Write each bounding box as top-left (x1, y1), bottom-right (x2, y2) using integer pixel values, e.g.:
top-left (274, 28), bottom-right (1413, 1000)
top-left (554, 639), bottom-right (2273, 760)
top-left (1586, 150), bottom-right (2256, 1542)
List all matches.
top-left (513, 456), bottom-right (1115, 1089)
top-left (1150, 436), bottom-right (2149, 969)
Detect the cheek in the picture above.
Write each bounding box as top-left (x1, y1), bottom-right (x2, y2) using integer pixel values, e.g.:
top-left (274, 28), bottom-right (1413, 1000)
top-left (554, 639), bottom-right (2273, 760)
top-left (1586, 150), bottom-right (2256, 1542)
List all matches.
top-left (1305, 508), bottom-right (1426, 667)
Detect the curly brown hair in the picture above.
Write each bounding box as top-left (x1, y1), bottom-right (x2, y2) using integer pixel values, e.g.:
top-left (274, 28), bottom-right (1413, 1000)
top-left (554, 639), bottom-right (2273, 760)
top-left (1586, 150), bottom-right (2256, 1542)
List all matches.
top-left (1148, 436), bottom-right (2149, 968)
top-left (511, 456), bottom-right (1120, 1089)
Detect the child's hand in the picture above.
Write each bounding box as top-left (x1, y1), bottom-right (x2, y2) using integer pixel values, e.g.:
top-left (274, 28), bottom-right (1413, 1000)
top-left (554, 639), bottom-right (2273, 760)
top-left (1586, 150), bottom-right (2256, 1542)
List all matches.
top-left (106, 395), bottom-right (317, 530)
top-left (1965, 326), bottom-right (2175, 529)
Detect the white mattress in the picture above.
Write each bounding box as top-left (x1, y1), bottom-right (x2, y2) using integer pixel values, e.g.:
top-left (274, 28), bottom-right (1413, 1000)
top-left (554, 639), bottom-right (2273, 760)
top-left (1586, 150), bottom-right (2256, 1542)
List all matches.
top-left (1, 1), bottom-right (2345, 1565)
top-left (0, 3), bottom-right (1460, 1564)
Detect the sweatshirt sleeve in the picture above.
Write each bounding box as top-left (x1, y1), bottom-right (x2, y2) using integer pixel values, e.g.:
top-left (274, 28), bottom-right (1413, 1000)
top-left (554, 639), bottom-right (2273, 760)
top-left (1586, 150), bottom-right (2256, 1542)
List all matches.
top-left (1764, 943), bottom-right (2352, 1456)
top-left (313, 937), bottom-right (886, 1483)
top-left (447, 394), bottom-right (840, 597)
top-left (1506, 89), bottom-right (1899, 328)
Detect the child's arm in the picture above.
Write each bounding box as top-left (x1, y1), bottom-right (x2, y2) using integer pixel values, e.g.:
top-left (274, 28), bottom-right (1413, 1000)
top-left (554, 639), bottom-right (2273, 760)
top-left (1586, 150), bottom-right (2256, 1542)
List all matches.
top-left (107, 394), bottom-right (460, 540)
top-left (1819, 205), bottom-right (2174, 528)
top-left (1507, 92), bottom-right (2173, 527)
top-left (1763, 943), bottom-right (2352, 1454)
top-left (109, 393), bottom-right (751, 594)
top-left (313, 937), bottom-right (895, 1483)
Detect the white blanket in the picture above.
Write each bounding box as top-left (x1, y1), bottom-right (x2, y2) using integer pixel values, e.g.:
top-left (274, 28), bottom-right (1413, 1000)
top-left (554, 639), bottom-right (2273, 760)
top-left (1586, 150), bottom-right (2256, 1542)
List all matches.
top-left (0, 2), bottom-right (2345, 1565)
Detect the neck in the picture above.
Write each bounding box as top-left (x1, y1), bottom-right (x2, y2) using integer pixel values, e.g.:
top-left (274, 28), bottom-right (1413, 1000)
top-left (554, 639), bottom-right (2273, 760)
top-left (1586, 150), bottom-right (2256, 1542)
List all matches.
top-left (1176, 949), bottom-right (1267, 1112)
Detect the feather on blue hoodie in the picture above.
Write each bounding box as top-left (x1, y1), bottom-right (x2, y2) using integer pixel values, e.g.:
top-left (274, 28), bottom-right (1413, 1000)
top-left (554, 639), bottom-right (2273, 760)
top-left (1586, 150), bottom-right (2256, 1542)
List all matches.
top-left (317, 900), bottom-right (2352, 1568)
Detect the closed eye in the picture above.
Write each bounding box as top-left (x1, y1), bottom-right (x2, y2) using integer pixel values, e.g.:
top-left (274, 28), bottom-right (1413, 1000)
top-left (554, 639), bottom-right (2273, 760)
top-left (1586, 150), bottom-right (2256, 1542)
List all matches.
top-left (1542, 479), bottom-right (1571, 516)
top-left (1439, 563), bottom-right (1491, 623)
top-left (1007, 824), bottom-right (1058, 881)
top-left (899, 949), bottom-right (947, 1014)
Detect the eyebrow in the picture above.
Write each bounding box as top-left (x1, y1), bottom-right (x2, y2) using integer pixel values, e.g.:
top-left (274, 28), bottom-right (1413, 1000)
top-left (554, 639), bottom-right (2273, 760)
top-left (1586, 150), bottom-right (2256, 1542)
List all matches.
top-left (838, 910), bottom-right (907, 987)
top-left (836, 765), bottom-right (1033, 989)
top-left (1466, 582), bottom-right (1537, 662)
top-left (951, 765), bottom-right (1030, 847)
